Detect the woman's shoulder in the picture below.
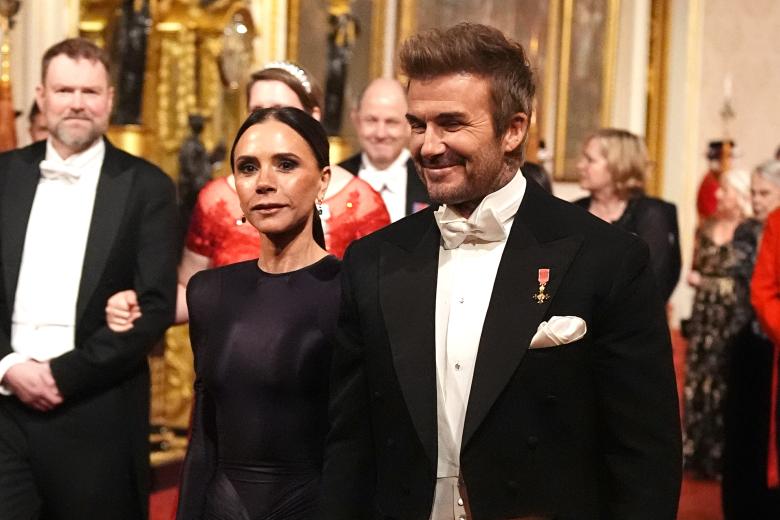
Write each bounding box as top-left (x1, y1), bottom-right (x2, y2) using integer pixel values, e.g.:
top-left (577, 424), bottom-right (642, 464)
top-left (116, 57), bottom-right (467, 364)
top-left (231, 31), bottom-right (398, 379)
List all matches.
top-left (572, 196), bottom-right (591, 209)
top-left (188, 260), bottom-right (257, 299)
top-left (633, 195), bottom-right (676, 211)
top-left (334, 174), bottom-right (383, 200)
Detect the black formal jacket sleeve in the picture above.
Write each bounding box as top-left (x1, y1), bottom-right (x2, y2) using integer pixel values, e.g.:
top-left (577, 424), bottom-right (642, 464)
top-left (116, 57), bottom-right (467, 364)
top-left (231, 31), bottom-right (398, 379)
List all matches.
top-left (324, 180), bottom-right (681, 520)
top-left (0, 139), bottom-right (179, 400)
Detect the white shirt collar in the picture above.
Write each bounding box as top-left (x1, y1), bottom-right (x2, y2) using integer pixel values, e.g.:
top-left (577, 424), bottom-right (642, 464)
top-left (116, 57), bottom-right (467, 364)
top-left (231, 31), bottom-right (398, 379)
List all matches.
top-left (359, 149), bottom-right (411, 195)
top-left (434, 168), bottom-right (527, 236)
top-left (45, 138), bottom-right (105, 169)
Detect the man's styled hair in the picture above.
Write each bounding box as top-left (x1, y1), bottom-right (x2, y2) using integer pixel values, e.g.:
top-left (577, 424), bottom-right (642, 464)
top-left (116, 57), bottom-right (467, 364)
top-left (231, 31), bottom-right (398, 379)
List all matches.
top-left (398, 22), bottom-right (535, 163)
top-left (41, 38), bottom-right (111, 83)
top-left (587, 128), bottom-right (649, 200)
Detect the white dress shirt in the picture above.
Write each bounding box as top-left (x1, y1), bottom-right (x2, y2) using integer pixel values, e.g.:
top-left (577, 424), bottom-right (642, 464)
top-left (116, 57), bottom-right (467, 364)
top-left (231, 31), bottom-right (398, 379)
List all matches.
top-left (357, 149), bottom-right (411, 223)
top-left (0, 138), bottom-right (104, 394)
top-left (430, 170), bottom-right (526, 519)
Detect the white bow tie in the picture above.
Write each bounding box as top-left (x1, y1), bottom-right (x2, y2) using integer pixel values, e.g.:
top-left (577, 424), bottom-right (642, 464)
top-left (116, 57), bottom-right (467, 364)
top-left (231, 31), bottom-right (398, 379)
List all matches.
top-left (434, 207), bottom-right (507, 250)
top-left (39, 160), bottom-right (83, 183)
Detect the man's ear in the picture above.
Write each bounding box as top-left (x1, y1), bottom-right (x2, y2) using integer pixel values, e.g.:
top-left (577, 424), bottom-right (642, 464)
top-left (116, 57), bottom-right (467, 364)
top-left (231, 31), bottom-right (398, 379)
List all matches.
top-left (34, 84), bottom-right (45, 114)
top-left (502, 112), bottom-right (529, 154)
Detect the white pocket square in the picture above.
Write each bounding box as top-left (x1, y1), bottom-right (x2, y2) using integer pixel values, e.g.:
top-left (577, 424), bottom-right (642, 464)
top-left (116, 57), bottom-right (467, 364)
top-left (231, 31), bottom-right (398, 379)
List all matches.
top-left (529, 316), bottom-right (587, 349)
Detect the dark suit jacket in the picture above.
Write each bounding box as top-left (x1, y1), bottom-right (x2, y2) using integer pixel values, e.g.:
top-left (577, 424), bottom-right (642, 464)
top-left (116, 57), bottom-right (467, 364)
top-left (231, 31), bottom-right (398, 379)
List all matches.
top-left (574, 195), bottom-right (682, 302)
top-left (321, 178), bottom-right (682, 519)
top-left (0, 139), bottom-right (179, 516)
top-left (339, 152), bottom-right (430, 216)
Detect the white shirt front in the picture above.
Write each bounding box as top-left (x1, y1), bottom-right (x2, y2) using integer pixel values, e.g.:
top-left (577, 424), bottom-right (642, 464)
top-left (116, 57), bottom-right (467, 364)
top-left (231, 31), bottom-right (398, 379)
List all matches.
top-left (0, 138), bottom-right (104, 394)
top-left (357, 149), bottom-right (410, 223)
top-left (434, 170), bottom-right (527, 478)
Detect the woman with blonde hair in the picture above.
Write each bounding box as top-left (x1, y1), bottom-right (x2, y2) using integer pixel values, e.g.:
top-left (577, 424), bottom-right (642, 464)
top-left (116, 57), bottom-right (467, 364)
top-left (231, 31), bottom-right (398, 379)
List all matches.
top-left (684, 167), bottom-right (752, 480)
top-left (575, 128), bottom-right (681, 301)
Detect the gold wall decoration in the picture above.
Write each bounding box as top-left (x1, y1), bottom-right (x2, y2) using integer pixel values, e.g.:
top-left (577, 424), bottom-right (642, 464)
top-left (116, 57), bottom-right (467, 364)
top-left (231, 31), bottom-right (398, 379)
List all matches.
top-left (645, 0), bottom-right (671, 197)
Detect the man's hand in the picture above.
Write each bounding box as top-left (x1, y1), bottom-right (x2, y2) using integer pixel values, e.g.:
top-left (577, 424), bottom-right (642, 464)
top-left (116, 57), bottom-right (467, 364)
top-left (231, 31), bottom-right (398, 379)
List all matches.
top-left (105, 289), bottom-right (142, 332)
top-left (2, 361), bottom-right (62, 411)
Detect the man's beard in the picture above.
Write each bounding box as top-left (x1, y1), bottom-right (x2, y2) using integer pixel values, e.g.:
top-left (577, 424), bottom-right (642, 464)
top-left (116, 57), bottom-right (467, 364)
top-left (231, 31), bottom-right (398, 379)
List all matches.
top-left (416, 141), bottom-right (509, 207)
top-left (51, 117), bottom-right (106, 152)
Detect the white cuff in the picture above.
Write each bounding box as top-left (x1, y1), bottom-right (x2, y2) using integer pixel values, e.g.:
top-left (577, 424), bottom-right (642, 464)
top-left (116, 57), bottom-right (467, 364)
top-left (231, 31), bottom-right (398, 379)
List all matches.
top-left (0, 353), bottom-right (31, 396)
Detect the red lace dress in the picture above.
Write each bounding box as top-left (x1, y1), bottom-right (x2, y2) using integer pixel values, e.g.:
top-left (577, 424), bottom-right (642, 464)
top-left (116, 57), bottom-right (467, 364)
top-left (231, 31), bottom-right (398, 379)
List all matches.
top-left (186, 176), bottom-right (390, 265)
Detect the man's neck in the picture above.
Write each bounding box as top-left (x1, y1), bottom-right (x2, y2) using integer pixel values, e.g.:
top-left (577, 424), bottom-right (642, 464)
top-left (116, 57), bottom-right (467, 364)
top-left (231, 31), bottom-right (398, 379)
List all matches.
top-left (49, 137), bottom-right (98, 161)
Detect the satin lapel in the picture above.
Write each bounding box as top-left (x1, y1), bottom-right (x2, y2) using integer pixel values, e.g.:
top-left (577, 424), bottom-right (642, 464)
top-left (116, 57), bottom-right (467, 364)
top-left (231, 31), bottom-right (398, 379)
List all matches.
top-left (461, 197), bottom-right (584, 449)
top-left (1, 149), bottom-right (43, 309)
top-left (379, 215), bottom-right (440, 472)
top-left (405, 159), bottom-right (429, 214)
top-left (76, 141), bottom-right (132, 321)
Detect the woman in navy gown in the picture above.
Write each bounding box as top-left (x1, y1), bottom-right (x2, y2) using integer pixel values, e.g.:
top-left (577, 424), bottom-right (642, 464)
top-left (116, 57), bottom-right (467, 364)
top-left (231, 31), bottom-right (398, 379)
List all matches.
top-left (175, 107), bottom-right (339, 519)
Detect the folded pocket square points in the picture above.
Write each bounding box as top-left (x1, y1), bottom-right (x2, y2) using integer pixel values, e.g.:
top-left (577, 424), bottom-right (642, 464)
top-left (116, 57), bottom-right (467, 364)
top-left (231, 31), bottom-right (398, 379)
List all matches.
top-left (529, 316), bottom-right (587, 349)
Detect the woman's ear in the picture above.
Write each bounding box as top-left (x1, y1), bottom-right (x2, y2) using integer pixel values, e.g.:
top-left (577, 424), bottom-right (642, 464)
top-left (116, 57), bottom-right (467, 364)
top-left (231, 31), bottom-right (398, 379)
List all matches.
top-left (311, 106), bottom-right (323, 122)
top-left (319, 166), bottom-right (331, 200)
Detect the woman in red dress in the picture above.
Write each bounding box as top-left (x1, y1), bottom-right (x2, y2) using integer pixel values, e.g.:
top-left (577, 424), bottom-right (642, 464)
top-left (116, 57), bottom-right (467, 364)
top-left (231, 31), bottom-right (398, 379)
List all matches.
top-left (106, 63), bottom-right (390, 326)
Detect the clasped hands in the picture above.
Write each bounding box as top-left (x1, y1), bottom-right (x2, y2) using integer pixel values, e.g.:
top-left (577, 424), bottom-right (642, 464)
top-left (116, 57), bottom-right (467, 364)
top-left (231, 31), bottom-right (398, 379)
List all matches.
top-left (3, 360), bottom-right (62, 412)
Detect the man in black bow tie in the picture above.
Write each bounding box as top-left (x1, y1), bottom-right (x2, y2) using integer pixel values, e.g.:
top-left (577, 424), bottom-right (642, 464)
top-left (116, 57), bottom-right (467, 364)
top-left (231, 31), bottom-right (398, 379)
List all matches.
top-left (0, 38), bottom-right (178, 519)
top-left (321, 23), bottom-right (681, 520)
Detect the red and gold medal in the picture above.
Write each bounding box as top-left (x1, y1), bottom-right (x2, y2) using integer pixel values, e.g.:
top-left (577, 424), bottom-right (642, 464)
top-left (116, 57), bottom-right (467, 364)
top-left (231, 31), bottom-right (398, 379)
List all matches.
top-left (533, 268), bottom-right (550, 304)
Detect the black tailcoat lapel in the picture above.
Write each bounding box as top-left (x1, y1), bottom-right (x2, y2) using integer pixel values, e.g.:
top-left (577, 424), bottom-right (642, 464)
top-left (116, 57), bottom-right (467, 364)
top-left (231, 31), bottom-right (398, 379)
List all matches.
top-left (379, 211), bottom-right (440, 472)
top-left (1, 142), bottom-right (46, 311)
top-left (462, 182), bottom-right (583, 448)
top-left (404, 158), bottom-right (429, 215)
top-left (76, 140), bottom-right (132, 322)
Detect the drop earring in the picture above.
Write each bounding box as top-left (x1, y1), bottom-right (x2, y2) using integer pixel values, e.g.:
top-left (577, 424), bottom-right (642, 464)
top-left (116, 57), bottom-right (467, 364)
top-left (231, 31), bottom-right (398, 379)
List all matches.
top-left (316, 199), bottom-right (323, 216)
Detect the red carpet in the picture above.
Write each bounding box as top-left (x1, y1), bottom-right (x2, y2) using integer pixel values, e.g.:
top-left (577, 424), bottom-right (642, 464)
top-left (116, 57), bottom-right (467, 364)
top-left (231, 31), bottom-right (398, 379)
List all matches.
top-left (149, 329), bottom-right (722, 520)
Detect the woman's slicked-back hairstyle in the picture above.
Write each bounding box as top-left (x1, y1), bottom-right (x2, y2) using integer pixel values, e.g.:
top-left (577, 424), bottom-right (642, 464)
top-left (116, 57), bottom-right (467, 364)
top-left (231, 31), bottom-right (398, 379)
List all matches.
top-left (230, 107), bottom-right (330, 248)
top-left (587, 128), bottom-right (649, 199)
top-left (398, 22), bottom-right (535, 163)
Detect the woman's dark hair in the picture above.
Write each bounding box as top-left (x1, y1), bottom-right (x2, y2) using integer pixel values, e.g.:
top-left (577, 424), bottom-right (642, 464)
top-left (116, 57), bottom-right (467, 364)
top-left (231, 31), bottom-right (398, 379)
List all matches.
top-left (230, 107), bottom-right (330, 249)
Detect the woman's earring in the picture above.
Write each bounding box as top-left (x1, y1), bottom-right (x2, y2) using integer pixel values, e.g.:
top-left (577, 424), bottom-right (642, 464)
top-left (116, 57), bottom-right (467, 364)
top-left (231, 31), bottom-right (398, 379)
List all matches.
top-left (316, 199), bottom-right (323, 216)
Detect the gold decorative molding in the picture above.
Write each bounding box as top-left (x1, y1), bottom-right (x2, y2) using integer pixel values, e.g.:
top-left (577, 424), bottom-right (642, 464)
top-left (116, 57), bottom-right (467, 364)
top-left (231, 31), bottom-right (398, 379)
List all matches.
top-left (286, 0), bottom-right (300, 62)
top-left (553, 0), bottom-right (574, 180)
top-left (599, 0), bottom-right (620, 126)
top-left (543, 0), bottom-right (561, 158)
top-left (645, 0), bottom-right (671, 197)
top-left (369, 0), bottom-right (386, 80)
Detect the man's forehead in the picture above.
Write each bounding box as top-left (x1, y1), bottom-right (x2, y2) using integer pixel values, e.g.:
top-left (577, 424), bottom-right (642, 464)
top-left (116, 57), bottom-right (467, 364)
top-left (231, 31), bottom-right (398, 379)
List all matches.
top-left (407, 74), bottom-right (488, 104)
top-left (45, 55), bottom-right (109, 84)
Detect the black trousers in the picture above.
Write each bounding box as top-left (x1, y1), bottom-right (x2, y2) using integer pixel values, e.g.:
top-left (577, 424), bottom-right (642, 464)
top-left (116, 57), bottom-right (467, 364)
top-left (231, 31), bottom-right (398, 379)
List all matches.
top-left (0, 394), bottom-right (145, 520)
top-left (722, 326), bottom-right (780, 519)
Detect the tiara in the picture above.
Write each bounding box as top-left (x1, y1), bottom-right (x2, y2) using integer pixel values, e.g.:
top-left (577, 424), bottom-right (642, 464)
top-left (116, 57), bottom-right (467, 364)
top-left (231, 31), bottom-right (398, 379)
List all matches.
top-left (262, 61), bottom-right (312, 94)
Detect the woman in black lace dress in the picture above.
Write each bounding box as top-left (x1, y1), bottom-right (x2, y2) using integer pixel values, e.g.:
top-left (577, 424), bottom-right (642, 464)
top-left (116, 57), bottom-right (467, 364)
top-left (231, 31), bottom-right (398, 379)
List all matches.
top-left (175, 107), bottom-right (338, 519)
top-left (682, 168), bottom-right (751, 480)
